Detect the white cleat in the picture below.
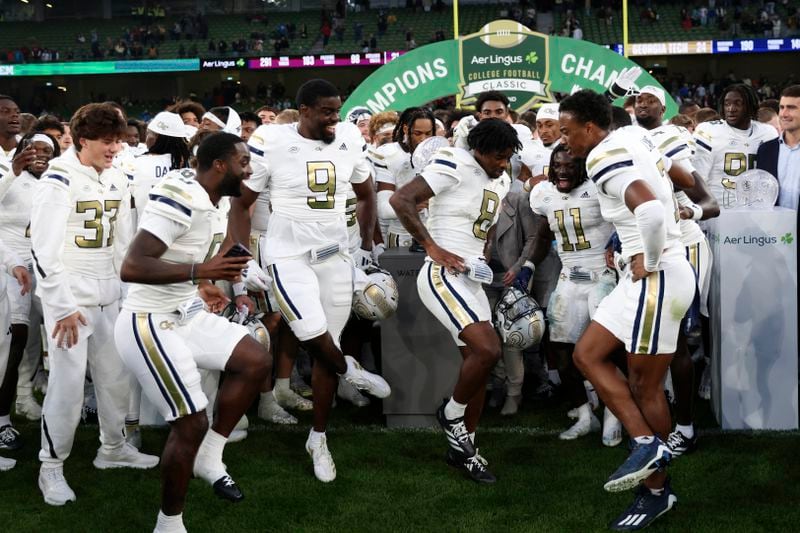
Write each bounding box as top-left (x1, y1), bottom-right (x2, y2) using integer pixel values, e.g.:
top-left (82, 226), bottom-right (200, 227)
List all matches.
top-left (602, 407), bottom-right (623, 447)
top-left (15, 394), bottom-right (42, 421)
top-left (341, 355), bottom-right (390, 398)
top-left (258, 395), bottom-right (298, 425)
top-left (559, 412), bottom-right (601, 440)
top-left (274, 386), bottom-right (313, 411)
top-left (337, 379), bottom-right (370, 407)
top-left (93, 442), bottom-right (159, 470)
top-left (305, 431), bottom-right (336, 483)
top-left (39, 464), bottom-right (76, 506)
top-left (0, 456), bottom-right (16, 471)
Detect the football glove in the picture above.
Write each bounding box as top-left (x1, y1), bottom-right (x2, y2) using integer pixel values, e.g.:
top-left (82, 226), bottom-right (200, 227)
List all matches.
top-left (605, 66), bottom-right (642, 102)
top-left (453, 115), bottom-right (478, 149)
top-left (352, 247), bottom-right (375, 271)
top-left (242, 259), bottom-right (271, 292)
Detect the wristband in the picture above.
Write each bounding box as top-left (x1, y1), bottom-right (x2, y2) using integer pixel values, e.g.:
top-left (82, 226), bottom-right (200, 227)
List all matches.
top-left (190, 263), bottom-right (198, 285)
top-left (232, 281), bottom-right (247, 296)
top-left (688, 203), bottom-right (703, 220)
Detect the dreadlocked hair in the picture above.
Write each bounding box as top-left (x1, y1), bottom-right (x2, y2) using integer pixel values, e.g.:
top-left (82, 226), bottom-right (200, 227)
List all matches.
top-left (722, 83), bottom-right (760, 120)
top-left (547, 143), bottom-right (586, 187)
top-left (147, 133), bottom-right (191, 170)
top-left (393, 107), bottom-right (436, 153)
top-left (467, 118), bottom-right (522, 154)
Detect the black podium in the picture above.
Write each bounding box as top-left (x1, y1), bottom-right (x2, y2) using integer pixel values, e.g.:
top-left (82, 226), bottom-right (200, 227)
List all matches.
top-left (379, 248), bottom-right (462, 428)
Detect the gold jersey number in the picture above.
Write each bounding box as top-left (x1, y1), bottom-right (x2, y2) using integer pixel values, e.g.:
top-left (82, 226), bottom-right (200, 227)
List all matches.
top-left (473, 189), bottom-right (500, 240)
top-left (74, 199), bottom-right (121, 248)
top-left (307, 161), bottom-right (336, 209)
top-left (553, 208), bottom-right (591, 252)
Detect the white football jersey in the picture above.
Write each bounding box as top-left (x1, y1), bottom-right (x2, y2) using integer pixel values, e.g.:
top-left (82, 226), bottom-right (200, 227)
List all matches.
top-left (0, 170), bottom-right (38, 265)
top-left (586, 128), bottom-right (682, 264)
top-left (369, 141), bottom-right (418, 238)
top-left (30, 148), bottom-right (132, 318)
top-left (130, 153), bottom-right (174, 218)
top-left (124, 169), bottom-right (228, 313)
top-left (251, 187), bottom-right (271, 232)
top-left (421, 147), bottom-right (509, 260)
top-left (530, 179), bottom-right (612, 270)
top-left (513, 140), bottom-right (552, 179)
top-left (245, 122), bottom-right (371, 262)
top-left (691, 119), bottom-right (778, 207)
top-left (344, 185), bottom-right (361, 253)
top-left (649, 124), bottom-right (705, 245)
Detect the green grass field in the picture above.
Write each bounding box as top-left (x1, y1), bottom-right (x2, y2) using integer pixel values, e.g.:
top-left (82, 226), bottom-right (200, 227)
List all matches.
top-left (1, 397), bottom-right (799, 532)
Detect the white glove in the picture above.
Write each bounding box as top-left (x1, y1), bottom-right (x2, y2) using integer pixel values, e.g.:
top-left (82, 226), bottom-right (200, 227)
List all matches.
top-left (242, 259), bottom-right (271, 292)
top-left (453, 115), bottom-right (478, 149)
top-left (607, 66), bottom-right (642, 100)
top-left (372, 243), bottom-right (386, 265)
top-left (352, 247), bottom-right (374, 271)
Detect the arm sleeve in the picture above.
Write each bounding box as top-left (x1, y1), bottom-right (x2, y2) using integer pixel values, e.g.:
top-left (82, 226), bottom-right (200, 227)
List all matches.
top-left (377, 189), bottom-right (397, 224)
top-left (0, 237), bottom-right (24, 275)
top-left (633, 200), bottom-right (666, 271)
top-left (0, 160), bottom-right (19, 201)
top-left (30, 174), bottom-right (79, 321)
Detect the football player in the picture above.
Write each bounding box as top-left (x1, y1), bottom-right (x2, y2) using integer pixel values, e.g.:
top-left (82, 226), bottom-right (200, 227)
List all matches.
top-left (0, 133), bottom-right (58, 445)
top-left (371, 107), bottom-right (435, 249)
top-left (227, 79), bottom-right (390, 483)
top-left (692, 83), bottom-right (778, 208)
top-left (529, 144), bottom-right (618, 443)
top-left (635, 86), bottom-right (720, 456)
top-left (31, 103), bottom-right (158, 506)
top-left (391, 118), bottom-right (521, 483)
top-left (561, 90), bottom-right (695, 531)
top-left (0, 95), bottom-right (21, 161)
top-left (115, 132), bottom-right (271, 533)
top-left (0, 235), bottom-right (30, 470)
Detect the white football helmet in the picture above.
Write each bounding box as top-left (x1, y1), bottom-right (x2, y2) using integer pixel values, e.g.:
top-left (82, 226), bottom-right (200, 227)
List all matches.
top-left (224, 306), bottom-right (270, 351)
top-left (494, 286), bottom-right (545, 350)
top-left (352, 267), bottom-right (399, 321)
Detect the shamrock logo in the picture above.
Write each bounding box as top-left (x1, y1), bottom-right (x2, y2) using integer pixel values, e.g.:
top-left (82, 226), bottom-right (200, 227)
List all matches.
top-left (526, 51), bottom-right (538, 64)
top-left (780, 232), bottom-right (793, 244)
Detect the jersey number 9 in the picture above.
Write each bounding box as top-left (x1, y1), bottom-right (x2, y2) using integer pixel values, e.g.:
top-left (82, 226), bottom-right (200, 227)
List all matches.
top-left (307, 161), bottom-right (336, 209)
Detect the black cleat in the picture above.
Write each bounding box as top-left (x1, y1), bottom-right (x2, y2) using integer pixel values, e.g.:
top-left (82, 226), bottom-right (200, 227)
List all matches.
top-left (212, 475), bottom-right (244, 502)
top-left (436, 399), bottom-right (476, 458)
top-left (666, 430), bottom-right (698, 457)
top-left (446, 449), bottom-right (496, 484)
top-left (0, 425), bottom-right (22, 451)
top-left (609, 478), bottom-right (677, 531)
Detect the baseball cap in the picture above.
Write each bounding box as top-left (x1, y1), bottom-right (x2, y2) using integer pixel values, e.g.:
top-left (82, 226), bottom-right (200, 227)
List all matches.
top-left (148, 112), bottom-right (193, 140)
top-left (638, 85), bottom-right (666, 106)
top-left (536, 103), bottom-right (560, 122)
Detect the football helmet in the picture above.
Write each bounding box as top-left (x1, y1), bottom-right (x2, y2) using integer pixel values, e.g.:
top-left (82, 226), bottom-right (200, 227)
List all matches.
top-left (494, 286), bottom-right (545, 350)
top-left (352, 267), bottom-right (399, 321)
top-left (224, 305), bottom-right (270, 351)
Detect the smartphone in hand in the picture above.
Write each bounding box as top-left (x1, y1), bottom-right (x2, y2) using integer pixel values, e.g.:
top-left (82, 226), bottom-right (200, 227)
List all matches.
top-left (223, 242), bottom-right (252, 258)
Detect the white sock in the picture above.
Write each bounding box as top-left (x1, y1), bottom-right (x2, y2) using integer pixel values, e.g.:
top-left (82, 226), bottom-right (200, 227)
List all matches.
top-left (260, 391), bottom-right (277, 406)
top-left (577, 402), bottom-right (592, 422)
top-left (0, 415), bottom-right (11, 426)
top-left (633, 435), bottom-right (655, 445)
top-left (469, 432), bottom-right (475, 444)
top-left (274, 378), bottom-right (290, 393)
top-left (308, 429), bottom-right (326, 444)
top-left (675, 423), bottom-right (694, 439)
top-left (156, 510), bottom-right (184, 532)
top-left (648, 486), bottom-right (665, 496)
top-left (197, 429), bottom-right (227, 466)
top-left (444, 397), bottom-right (467, 420)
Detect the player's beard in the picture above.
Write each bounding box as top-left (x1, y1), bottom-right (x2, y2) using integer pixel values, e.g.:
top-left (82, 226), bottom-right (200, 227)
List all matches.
top-left (636, 113), bottom-right (659, 130)
top-left (220, 171), bottom-right (243, 197)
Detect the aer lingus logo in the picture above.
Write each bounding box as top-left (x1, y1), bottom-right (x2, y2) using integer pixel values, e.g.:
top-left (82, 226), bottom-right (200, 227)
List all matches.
top-left (459, 20), bottom-right (554, 112)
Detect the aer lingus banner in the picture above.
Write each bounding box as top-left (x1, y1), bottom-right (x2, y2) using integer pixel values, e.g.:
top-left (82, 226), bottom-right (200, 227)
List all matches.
top-left (343, 20), bottom-right (677, 119)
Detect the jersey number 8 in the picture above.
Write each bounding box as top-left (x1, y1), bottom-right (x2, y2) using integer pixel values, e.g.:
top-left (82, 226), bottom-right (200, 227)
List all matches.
top-left (473, 189), bottom-right (500, 240)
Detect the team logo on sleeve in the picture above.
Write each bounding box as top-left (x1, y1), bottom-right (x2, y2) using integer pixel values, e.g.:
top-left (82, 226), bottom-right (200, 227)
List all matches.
top-left (459, 20), bottom-right (554, 112)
